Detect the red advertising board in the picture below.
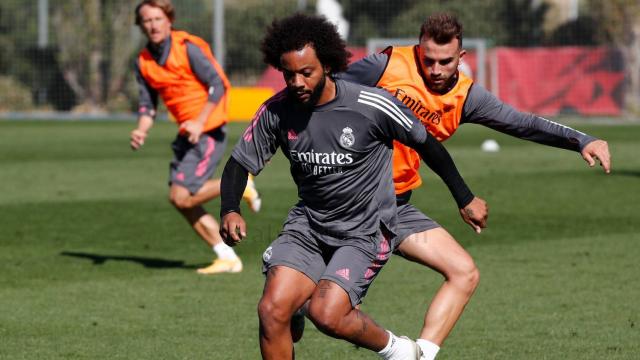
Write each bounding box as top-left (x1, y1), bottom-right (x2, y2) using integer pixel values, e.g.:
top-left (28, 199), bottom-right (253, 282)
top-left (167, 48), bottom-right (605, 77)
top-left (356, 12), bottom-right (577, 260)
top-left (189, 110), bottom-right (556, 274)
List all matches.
top-left (257, 46), bottom-right (625, 116)
top-left (495, 47), bottom-right (624, 116)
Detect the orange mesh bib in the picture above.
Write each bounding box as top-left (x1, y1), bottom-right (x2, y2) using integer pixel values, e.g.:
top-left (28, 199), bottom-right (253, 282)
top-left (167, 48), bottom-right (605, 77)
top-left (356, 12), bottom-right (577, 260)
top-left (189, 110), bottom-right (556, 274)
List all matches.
top-left (377, 45), bottom-right (473, 193)
top-left (138, 31), bottom-right (231, 132)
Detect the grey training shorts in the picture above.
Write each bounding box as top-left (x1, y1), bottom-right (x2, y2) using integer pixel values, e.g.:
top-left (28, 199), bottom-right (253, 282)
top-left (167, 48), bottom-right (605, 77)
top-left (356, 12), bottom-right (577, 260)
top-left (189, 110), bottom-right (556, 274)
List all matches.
top-left (392, 203), bottom-right (441, 251)
top-left (262, 205), bottom-right (392, 307)
top-left (169, 126), bottom-right (227, 194)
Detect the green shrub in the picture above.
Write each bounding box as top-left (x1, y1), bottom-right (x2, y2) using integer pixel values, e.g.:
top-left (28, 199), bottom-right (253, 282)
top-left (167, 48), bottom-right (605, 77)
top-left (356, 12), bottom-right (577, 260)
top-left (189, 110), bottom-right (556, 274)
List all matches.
top-left (0, 76), bottom-right (34, 111)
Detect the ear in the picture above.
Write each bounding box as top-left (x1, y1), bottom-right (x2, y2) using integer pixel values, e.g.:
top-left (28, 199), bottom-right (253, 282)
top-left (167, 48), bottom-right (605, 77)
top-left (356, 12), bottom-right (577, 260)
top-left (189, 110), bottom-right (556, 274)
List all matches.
top-left (324, 65), bottom-right (331, 75)
top-left (459, 49), bottom-right (467, 60)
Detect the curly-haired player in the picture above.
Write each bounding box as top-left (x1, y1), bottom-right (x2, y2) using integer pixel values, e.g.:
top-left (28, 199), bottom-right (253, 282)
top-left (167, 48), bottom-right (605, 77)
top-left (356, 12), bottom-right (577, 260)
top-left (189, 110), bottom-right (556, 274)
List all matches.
top-left (219, 13), bottom-right (487, 360)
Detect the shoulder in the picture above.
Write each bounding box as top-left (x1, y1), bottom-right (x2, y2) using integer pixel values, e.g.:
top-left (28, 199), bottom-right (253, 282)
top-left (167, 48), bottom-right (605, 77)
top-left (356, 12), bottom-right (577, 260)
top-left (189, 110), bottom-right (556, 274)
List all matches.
top-left (340, 79), bottom-right (387, 97)
top-left (254, 90), bottom-right (289, 120)
top-left (172, 30), bottom-right (198, 42)
top-left (344, 80), bottom-right (399, 106)
top-left (341, 80), bottom-right (405, 120)
top-left (352, 51), bottom-right (390, 71)
top-left (386, 45), bottom-right (417, 60)
top-left (137, 47), bottom-right (152, 60)
top-left (465, 84), bottom-right (502, 109)
top-left (172, 31), bottom-right (205, 50)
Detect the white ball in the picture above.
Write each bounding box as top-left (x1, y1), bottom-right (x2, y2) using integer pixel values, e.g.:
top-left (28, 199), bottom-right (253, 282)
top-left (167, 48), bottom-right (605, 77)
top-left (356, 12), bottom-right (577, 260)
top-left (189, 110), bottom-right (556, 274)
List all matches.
top-left (481, 139), bottom-right (500, 152)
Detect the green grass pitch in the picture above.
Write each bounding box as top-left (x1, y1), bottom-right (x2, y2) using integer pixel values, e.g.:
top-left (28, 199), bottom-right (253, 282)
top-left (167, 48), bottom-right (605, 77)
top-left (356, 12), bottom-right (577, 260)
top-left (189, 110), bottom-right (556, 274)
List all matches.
top-left (0, 120), bottom-right (638, 359)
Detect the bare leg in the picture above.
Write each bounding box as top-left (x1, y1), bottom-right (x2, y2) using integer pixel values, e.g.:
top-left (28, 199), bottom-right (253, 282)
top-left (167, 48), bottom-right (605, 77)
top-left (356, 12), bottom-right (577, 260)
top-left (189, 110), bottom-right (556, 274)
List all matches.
top-left (170, 183), bottom-right (223, 247)
top-left (259, 266), bottom-right (316, 360)
top-left (307, 280), bottom-right (389, 351)
top-left (397, 227), bottom-right (480, 345)
top-left (173, 179), bottom-right (221, 209)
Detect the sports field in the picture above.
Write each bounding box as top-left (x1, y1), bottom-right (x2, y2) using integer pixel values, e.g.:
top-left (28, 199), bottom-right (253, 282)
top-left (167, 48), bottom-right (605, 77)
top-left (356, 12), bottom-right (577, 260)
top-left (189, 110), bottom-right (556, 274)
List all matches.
top-left (1, 120), bottom-right (638, 359)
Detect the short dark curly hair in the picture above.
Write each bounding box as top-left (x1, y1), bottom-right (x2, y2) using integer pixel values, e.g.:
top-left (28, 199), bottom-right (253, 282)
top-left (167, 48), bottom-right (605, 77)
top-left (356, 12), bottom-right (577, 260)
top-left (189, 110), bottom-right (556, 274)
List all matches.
top-left (419, 12), bottom-right (463, 48)
top-left (261, 13), bottom-right (351, 74)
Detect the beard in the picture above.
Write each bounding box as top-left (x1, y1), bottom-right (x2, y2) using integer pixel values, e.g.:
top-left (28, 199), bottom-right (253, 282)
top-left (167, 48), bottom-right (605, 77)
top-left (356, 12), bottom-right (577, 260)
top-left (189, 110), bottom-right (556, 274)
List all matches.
top-left (428, 71), bottom-right (458, 94)
top-left (287, 73), bottom-right (327, 108)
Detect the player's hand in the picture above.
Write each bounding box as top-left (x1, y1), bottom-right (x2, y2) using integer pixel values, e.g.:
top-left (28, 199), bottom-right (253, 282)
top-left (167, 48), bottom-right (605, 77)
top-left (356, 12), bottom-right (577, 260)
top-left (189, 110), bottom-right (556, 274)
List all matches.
top-left (130, 129), bottom-right (147, 150)
top-left (581, 139), bottom-right (611, 174)
top-left (220, 212), bottom-right (247, 246)
top-left (459, 196), bottom-right (488, 234)
top-left (180, 120), bottom-right (204, 144)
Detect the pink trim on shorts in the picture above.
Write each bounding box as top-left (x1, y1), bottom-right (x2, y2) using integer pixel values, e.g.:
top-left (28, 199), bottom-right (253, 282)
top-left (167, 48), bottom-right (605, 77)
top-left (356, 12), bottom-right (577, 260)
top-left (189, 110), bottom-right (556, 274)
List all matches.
top-left (195, 137), bottom-right (215, 177)
top-left (365, 233), bottom-right (391, 279)
top-left (377, 235), bottom-right (390, 261)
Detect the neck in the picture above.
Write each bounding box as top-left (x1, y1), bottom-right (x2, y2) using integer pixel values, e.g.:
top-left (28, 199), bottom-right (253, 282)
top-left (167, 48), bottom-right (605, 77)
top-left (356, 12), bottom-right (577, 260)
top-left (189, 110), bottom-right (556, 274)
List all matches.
top-left (316, 77), bottom-right (336, 106)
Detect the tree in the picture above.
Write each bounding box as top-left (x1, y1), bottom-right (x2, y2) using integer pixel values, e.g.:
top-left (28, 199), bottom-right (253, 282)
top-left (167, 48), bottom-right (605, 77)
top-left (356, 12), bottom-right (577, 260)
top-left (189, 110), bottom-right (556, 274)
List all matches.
top-left (0, 1), bottom-right (40, 108)
top-left (386, 0), bottom-right (502, 42)
top-left (224, 1), bottom-right (305, 82)
top-left (588, 0), bottom-right (640, 115)
top-left (341, 0), bottom-right (417, 45)
top-left (51, 0), bottom-right (137, 112)
top-left (497, 0), bottom-right (549, 46)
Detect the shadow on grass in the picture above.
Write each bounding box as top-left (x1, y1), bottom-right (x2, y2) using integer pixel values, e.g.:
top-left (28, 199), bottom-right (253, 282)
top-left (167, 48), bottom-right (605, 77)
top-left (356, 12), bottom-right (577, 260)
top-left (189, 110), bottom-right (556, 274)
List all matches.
top-left (60, 251), bottom-right (203, 269)
top-left (615, 169), bottom-right (640, 178)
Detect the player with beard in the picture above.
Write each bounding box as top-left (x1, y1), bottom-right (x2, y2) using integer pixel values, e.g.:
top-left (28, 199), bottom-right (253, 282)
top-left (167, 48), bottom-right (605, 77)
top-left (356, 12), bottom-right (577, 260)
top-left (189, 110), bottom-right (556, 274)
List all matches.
top-left (218, 13), bottom-right (487, 360)
top-left (335, 12), bottom-right (611, 359)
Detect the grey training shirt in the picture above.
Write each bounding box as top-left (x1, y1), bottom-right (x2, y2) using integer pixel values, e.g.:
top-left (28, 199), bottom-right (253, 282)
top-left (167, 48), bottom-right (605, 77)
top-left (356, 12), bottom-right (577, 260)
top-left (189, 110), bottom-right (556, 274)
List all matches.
top-left (337, 50), bottom-right (597, 151)
top-left (231, 79), bottom-right (427, 238)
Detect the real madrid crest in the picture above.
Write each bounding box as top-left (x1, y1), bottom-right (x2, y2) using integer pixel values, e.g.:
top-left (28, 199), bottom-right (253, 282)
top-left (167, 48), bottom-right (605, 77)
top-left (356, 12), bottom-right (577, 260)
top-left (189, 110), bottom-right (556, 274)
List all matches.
top-left (340, 127), bottom-right (355, 148)
top-left (263, 246), bottom-right (273, 262)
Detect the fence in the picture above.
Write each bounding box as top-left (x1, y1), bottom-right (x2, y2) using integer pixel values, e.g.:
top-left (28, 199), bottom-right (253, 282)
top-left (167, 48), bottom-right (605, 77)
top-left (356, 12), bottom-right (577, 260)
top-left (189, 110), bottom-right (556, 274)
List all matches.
top-left (0, 0), bottom-right (637, 118)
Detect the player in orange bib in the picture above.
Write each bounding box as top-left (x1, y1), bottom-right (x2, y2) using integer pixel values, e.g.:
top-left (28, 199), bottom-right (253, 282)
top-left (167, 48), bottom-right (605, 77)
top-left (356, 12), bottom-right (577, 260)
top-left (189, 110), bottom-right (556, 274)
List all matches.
top-left (335, 13), bottom-right (611, 359)
top-left (130, 0), bottom-right (261, 275)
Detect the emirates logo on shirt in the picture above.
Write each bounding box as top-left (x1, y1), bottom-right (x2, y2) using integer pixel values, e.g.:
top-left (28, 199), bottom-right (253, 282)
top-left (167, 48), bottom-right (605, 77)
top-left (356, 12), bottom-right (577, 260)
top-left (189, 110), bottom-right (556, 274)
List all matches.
top-left (289, 149), bottom-right (354, 176)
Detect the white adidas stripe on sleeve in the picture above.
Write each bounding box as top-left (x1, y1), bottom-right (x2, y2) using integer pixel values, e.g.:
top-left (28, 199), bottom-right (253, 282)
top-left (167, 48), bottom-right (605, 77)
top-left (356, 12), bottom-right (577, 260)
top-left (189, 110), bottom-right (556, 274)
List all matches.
top-left (358, 91), bottom-right (413, 131)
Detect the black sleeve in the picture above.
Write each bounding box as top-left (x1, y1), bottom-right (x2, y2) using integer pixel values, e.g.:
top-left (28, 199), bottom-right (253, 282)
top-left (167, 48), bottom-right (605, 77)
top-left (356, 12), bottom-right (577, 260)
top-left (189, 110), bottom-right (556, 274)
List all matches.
top-left (220, 157), bottom-right (249, 218)
top-left (413, 132), bottom-right (474, 208)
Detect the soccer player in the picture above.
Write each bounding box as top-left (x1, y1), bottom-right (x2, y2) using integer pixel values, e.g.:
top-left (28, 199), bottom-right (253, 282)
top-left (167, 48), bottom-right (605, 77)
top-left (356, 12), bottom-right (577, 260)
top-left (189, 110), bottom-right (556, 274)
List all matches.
top-left (130, 0), bottom-right (261, 275)
top-left (218, 13), bottom-right (488, 360)
top-left (337, 12), bottom-right (612, 359)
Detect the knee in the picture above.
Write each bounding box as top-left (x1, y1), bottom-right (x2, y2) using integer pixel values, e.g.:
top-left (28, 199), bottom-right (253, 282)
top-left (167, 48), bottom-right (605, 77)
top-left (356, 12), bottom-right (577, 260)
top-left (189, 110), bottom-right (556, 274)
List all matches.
top-left (169, 193), bottom-right (191, 210)
top-left (450, 258), bottom-right (480, 295)
top-left (307, 301), bottom-right (343, 337)
top-left (257, 296), bottom-right (291, 330)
